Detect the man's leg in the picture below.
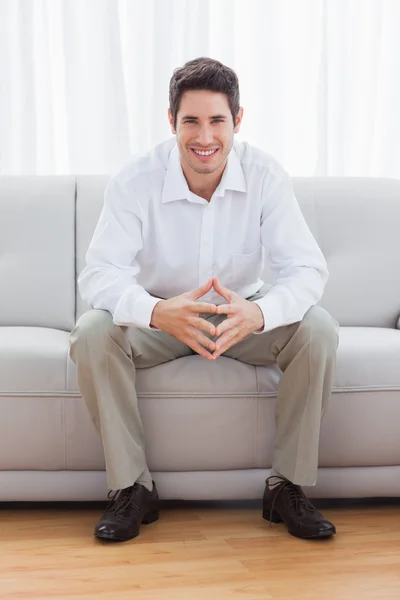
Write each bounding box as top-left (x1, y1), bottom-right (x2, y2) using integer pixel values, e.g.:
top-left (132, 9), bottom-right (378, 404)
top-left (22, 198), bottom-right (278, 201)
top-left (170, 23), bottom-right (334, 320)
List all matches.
top-left (69, 308), bottom-right (192, 490)
top-left (69, 308), bottom-right (192, 541)
top-left (209, 285), bottom-right (339, 538)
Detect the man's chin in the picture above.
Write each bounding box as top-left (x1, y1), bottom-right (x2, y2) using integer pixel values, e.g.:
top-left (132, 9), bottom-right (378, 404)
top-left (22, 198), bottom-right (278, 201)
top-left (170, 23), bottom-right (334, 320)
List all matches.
top-left (190, 164), bottom-right (218, 175)
top-left (186, 156), bottom-right (225, 175)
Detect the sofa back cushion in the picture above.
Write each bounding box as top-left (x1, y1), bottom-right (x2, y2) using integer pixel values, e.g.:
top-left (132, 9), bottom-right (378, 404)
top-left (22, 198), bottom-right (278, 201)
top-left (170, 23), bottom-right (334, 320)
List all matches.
top-left (0, 176), bottom-right (76, 330)
top-left (279, 178), bottom-right (400, 328)
top-left (75, 176), bottom-right (400, 328)
top-left (76, 176), bottom-right (109, 321)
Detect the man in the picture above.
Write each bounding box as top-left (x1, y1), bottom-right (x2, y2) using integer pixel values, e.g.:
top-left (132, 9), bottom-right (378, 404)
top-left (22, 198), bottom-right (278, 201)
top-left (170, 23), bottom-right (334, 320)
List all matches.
top-left (69, 57), bottom-right (339, 543)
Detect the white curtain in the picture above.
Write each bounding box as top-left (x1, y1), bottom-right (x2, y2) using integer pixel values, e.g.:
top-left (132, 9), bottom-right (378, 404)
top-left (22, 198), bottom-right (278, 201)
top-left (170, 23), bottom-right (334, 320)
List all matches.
top-left (0, 0), bottom-right (399, 177)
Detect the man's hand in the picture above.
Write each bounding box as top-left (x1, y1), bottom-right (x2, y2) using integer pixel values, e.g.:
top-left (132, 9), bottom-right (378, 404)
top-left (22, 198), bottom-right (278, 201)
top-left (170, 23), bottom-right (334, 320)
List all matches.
top-left (211, 276), bottom-right (264, 360)
top-left (150, 278), bottom-right (218, 360)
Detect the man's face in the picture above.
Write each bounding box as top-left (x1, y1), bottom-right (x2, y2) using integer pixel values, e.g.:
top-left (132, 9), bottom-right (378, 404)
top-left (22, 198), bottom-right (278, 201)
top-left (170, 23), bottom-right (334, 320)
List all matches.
top-left (168, 90), bottom-right (243, 176)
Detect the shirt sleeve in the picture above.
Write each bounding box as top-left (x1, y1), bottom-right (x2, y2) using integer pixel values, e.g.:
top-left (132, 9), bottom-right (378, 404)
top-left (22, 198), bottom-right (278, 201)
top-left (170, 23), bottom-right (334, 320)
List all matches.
top-left (78, 176), bottom-right (162, 329)
top-left (253, 166), bottom-right (329, 333)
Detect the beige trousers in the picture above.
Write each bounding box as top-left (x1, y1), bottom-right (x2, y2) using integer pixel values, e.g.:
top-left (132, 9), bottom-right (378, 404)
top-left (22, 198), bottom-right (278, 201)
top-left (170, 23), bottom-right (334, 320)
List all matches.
top-left (69, 285), bottom-right (339, 491)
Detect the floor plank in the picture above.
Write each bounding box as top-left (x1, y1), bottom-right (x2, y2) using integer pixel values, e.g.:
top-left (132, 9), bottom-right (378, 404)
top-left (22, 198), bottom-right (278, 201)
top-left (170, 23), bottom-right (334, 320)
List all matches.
top-left (1, 501), bottom-right (400, 599)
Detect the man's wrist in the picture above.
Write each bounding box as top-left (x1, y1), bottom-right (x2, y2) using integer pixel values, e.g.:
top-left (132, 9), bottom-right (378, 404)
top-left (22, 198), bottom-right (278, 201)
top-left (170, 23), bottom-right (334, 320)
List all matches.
top-left (253, 302), bottom-right (265, 333)
top-left (150, 299), bottom-right (164, 329)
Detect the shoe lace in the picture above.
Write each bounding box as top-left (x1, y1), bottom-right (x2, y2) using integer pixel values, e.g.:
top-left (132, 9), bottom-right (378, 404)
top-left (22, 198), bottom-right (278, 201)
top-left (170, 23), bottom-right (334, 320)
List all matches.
top-left (265, 475), bottom-right (316, 527)
top-left (104, 485), bottom-right (141, 521)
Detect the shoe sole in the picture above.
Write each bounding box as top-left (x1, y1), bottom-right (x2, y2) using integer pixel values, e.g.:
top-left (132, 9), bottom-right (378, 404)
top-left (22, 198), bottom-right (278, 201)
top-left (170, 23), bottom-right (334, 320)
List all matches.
top-left (288, 528), bottom-right (336, 539)
top-left (95, 510), bottom-right (159, 542)
top-left (262, 509), bottom-right (336, 539)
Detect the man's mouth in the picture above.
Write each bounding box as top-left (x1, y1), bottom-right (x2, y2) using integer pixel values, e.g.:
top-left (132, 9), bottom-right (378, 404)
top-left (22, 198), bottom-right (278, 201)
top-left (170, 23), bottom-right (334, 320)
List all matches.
top-left (190, 148), bottom-right (219, 159)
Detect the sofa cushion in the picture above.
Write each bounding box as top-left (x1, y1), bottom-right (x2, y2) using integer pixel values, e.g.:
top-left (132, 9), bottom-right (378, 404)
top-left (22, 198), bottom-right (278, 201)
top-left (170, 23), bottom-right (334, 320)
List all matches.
top-left (256, 325), bottom-right (400, 393)
top-left (0, 327), bottom-right (72, 393)
top-left (0, 326), bottom-right (73, 470)
top-left (0, 176), bottom-right (76, 330)
top-left (67, 355), bottom-right (272, 472)
top-left (75, 176), bottom-right (109, 321)
top-left (332, 326), bottom-right (400, 390)
top-left (69, 326), bottom-right (400, 472)
top-left (1, 326), bottom-right (399, 473)
top-left (290, 178), bottom-right (400, 328)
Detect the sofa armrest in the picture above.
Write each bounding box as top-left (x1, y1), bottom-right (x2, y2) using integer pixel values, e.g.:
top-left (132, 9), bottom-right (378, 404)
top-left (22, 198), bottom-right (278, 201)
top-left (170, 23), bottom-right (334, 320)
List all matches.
top-left (397, 316), bottom-right (400, 329)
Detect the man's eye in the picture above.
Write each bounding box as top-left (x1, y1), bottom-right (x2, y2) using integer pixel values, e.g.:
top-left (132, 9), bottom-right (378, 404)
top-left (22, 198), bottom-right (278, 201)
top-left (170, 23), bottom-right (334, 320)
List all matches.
top-left (183, 119), bottom-right (224, 124)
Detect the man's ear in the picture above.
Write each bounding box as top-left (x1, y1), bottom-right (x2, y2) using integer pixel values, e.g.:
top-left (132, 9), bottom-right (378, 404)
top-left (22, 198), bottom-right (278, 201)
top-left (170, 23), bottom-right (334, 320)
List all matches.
top-left (234, 107), bottom-right (244, 134)
top-left (168, 109), bottom-right (176, 134)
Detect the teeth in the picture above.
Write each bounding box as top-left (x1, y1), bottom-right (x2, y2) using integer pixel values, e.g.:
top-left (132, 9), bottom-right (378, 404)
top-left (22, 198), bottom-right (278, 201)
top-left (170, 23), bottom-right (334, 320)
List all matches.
top-left (193, 149), bottom-right (217, 156)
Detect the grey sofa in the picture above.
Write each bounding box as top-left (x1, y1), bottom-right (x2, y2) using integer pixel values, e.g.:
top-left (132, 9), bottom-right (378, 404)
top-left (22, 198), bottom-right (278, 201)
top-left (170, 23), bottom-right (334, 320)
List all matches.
top-left (1, 175), bottom-right (400, 502)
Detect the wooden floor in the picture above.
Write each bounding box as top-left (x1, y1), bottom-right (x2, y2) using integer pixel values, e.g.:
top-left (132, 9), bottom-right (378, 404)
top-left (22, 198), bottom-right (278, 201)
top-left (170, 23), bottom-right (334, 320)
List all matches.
top-left (2, 500), bottom-right (400, 599)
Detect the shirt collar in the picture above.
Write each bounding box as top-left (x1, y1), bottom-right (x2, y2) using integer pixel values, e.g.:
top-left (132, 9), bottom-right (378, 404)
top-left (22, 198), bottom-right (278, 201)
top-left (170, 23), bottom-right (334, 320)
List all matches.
top-left (161, 141), bottom-right (247, 203)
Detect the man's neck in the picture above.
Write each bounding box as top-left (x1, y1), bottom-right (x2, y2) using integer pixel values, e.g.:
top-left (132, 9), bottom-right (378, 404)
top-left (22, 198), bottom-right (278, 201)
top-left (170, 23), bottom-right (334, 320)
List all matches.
top-left (181, 160), bottom-right (227, 202)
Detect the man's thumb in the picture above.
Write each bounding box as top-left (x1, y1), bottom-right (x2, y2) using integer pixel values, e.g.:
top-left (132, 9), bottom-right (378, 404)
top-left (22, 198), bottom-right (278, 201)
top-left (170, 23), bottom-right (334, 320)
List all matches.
top-left (212, 276), bottom-right (232, 301)
top-left (188, 278), bottom-right (213, 300)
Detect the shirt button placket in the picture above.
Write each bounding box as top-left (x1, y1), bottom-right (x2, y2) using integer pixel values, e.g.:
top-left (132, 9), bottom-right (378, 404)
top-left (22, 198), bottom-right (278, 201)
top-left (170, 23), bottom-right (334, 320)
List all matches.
top-left (198, 203), bottom-right (215, 297)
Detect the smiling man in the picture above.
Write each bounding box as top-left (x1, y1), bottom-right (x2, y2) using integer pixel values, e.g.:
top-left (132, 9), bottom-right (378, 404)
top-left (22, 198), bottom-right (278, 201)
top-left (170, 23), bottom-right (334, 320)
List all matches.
top-left (69, 57), bottom-right (340, 543)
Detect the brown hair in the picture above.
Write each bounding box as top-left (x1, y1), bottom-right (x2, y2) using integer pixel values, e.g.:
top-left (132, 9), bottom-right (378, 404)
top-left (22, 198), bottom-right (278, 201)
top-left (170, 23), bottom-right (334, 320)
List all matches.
top-left (169, 57), bottom-right (240, 128)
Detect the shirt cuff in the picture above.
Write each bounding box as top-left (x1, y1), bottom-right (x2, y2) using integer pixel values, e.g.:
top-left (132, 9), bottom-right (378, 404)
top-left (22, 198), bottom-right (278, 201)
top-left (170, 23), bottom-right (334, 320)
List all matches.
top-left (252, 294), bottom-right (285, 334)
top-left (137, 295), bottom-right (163, 329)
top-left (114, 294), bottom-right (163, 329)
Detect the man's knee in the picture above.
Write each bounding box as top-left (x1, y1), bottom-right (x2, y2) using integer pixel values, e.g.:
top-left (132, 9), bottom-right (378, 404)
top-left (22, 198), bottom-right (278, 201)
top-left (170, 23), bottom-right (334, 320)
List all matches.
top-left (69, 309), bottom-right (115, 359)
top-left (303, 306), bottom-right (339, 353)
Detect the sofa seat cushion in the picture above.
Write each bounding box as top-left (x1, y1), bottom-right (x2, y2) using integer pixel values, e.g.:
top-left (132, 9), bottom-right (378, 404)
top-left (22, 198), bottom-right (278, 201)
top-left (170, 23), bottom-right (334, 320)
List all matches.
top-left (1, 325), bottom-right (399, 473)
top-left (1, 325), bottom-right (398, 397)
top-left (333, 326), bottom-right (400, 391)
top-left (0, 326), bottom-right (72, 394)
top-left (137, 326), bottom-right (400, 397)
top-left (132, 327), bottom-right (400, 471)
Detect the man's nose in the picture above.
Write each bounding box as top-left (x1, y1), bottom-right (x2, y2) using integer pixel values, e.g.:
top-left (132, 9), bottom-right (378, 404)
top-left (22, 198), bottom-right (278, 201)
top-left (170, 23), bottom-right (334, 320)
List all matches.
top-left (196, 125), bottom-right (214, 147)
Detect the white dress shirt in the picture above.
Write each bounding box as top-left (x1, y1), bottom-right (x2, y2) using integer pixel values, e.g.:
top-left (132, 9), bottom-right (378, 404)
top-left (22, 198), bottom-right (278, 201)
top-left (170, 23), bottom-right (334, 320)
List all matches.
top-left (78, 137), bottom-right (328, 333)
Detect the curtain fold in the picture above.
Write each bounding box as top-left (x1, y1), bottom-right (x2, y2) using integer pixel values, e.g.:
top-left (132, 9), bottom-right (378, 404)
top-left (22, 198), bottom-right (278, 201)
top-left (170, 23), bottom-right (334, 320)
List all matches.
top-left (0, 0), bottom-right (399, 176)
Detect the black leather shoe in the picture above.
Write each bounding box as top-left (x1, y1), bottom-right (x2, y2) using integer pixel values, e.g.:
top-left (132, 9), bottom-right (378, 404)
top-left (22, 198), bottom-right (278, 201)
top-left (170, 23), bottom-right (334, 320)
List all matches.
top-left (95, 481), bottom-right (159, 542)
top-left (262, 476), bottom-right (336, 539)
